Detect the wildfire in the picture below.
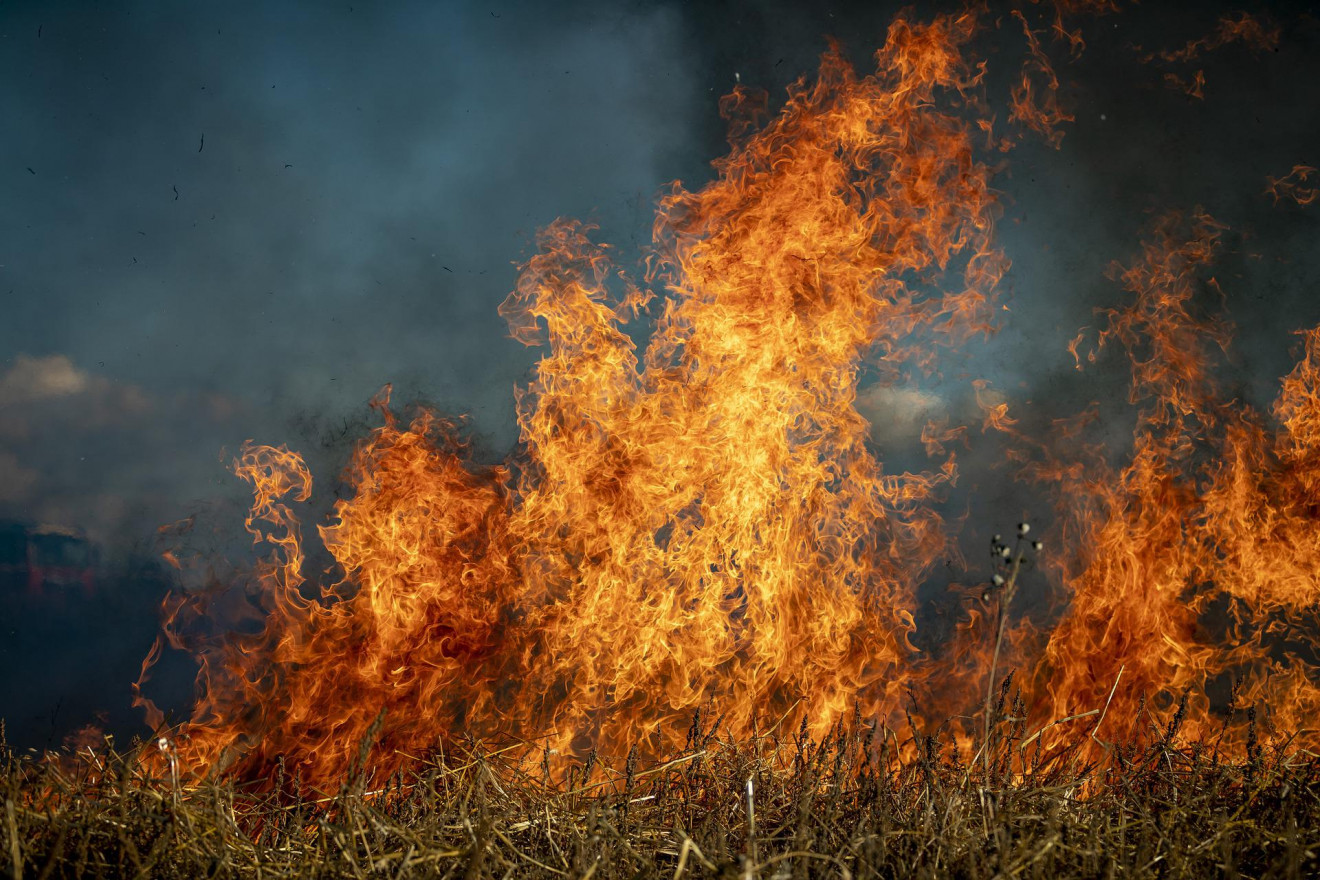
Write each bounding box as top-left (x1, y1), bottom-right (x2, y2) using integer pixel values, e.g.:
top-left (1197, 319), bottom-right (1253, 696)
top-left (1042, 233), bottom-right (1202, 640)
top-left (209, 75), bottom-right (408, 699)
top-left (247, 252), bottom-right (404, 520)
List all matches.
top-left (135, 6), bottom-right (1320, 787)
top-left (1008, 210), bottom-right (1320, 755)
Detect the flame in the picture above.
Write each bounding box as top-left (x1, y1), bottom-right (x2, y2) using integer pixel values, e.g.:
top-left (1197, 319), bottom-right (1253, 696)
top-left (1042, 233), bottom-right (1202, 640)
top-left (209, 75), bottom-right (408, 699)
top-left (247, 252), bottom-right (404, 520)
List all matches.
top-left (1267, 165), bottom-right (1319, 207)
top-left (973, 379), bottom-right (1018, 434)
top-left (140, 10), bottom-right (1010, 785)
top-left (1142, 12), bottom-right (1281, 98)
top-left (1009, 9), bottom-right (1073, 148)
top-left (1042, 0), bottom-right (1122, 58)
top-left (1164, 69), bottom-right (1208, 101)
top-left (1025, 212), bottom-right (1320, 754)
top-left (134, 6), bottom-right (1320, 788)
top-left (1151, 12), bottom-right (1281, 64)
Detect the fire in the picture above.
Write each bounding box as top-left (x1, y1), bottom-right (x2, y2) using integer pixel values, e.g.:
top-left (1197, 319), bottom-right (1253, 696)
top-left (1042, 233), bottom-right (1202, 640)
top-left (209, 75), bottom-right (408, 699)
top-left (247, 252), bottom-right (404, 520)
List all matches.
top-left (1009, 9), bottom-right (1072, 148)
top-left (139, 10), bottom-right (1005, 785)
top-left (134, 6), bottom-right (1320, 787)
top-left (1024, 211), bottom-right (1320, 753)
top-left (1148, 12), bottom-right (1281, 65)
top-left (1141, 11), bottom-right (1281, 99)
top-left (1267, 165), bottom-right (1319, 207)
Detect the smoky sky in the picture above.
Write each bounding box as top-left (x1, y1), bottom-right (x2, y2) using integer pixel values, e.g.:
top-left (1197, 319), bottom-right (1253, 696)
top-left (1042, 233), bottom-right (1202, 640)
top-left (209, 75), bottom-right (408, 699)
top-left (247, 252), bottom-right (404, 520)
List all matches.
top-left (0, 0), bottom-right (711, 544)
top-left (2, 1), bottom-right (1320, 745)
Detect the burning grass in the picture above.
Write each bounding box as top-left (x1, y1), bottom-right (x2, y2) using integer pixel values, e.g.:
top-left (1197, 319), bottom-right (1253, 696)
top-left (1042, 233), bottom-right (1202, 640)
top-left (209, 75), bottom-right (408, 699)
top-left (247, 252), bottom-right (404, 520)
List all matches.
top-left (8, 6), bottom-right (1320, 877)
top-left (4, 708), bottom-right (1318, 879)
top-left (129, 7), bottom-right (1320, 792)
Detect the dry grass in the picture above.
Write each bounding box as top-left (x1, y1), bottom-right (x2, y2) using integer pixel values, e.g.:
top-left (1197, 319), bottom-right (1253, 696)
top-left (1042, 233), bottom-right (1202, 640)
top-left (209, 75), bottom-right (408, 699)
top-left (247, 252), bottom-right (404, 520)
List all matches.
top-left (3, 702), bottom-right (1318, 880)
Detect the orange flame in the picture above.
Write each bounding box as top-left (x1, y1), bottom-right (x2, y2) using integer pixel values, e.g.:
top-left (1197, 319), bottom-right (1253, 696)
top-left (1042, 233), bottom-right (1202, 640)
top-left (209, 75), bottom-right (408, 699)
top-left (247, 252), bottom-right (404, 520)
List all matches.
top-left (1152, 12), bottom-right (1281, 65)
top-left (1024, 212), bottom-right (1320, 755)
top-left (1009, 9), bottom-right (1074, 148)
top-left (1267, 165), bottom-right (1319, 207)
top-left (1142, 12), bottom-right (1281, 98)
top-left (135, 8), bottom-right (1320, 789)
top-left (140, 10), bottom-right (1012, 785)
top-left (1041, 0), bottom-right (1122, 58)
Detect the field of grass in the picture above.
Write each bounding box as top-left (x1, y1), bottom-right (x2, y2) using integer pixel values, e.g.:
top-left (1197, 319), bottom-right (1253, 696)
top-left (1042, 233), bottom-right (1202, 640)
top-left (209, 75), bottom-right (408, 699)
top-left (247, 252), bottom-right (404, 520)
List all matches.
top-left (3, 703), bottom-right (1318, 880)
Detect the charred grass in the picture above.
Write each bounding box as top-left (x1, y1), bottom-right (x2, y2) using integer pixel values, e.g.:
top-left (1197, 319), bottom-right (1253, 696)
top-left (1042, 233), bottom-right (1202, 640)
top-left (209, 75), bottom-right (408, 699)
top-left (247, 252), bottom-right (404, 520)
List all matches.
top-left (2, 707), bottom-right (1318, 880)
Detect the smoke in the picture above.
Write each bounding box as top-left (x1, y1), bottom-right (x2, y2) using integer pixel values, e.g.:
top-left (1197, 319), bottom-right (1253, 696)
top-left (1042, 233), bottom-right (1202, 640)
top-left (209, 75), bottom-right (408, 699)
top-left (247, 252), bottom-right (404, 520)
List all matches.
top-left (0, 0), bottom-right (703, 539)
top-left (0, 0), bottom-right (706, 748)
